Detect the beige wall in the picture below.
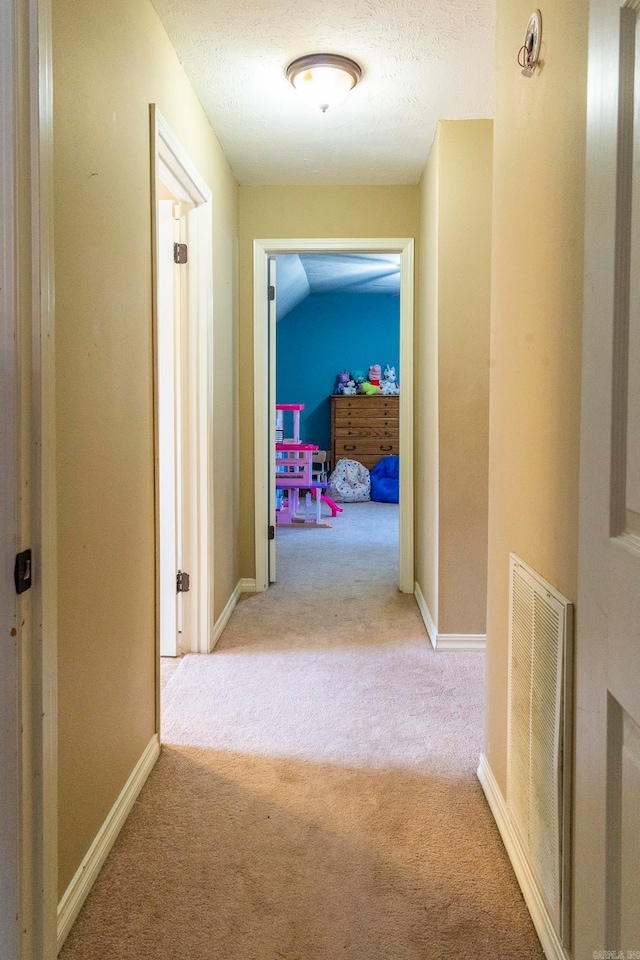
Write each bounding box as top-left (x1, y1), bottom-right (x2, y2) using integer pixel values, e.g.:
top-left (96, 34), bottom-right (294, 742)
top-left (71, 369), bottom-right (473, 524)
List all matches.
top-left (416, 120), bottom-right (493, 636)
top-left (485, 0), bottom-right (588, 791)
top-left (416, 131), bottom-right (440, 622)
top-left (53, 0), bottom-right (239, 895)
top-left (438, 121), bottom-right (493, 634)
top-left (237, 186), bottom-right (419, 576)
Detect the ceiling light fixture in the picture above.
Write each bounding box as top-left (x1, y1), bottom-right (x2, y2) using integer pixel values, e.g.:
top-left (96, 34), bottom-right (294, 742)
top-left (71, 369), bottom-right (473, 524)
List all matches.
top-left (286, 54), bottom-right (362, 113)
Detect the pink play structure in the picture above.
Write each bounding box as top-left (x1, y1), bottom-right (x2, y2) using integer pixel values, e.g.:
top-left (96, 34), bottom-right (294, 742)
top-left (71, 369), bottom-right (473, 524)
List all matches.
top-left (275, 404), bottom-right (343, 527)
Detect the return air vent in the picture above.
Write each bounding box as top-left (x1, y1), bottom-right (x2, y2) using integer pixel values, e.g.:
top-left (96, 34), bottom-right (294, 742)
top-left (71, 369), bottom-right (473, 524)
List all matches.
top-left (507, 554), bottom-right (573, 947)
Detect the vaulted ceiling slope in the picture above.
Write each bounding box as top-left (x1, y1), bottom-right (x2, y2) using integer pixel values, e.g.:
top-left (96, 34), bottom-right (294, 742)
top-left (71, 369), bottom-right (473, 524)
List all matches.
top-left (151, 0), bottom-right (495, 185)
top-left (276, 253), bottom-right (400, 320)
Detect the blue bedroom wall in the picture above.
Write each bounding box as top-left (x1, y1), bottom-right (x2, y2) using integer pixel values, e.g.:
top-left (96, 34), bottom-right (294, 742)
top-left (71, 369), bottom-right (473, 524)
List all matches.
top-left (276, 292), bottom-right (400, 452)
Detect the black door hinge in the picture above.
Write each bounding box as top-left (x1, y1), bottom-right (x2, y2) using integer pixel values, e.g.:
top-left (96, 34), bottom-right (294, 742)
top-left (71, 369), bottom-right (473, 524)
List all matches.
top-left (268, 285), bottom-right (275, 301)
top-left (268, 525), bottom-right (275, 540)
top-left (177, 570), bottom-right (190, 593)
top-left (15, 549), bottom-right (32, 595)
top-left (174, 243), bottom-right (188, 264)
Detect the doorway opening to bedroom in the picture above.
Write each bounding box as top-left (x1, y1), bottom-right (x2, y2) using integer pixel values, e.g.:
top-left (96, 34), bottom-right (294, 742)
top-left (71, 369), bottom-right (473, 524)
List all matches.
top-left (252, 237), bottom-right (414, 596)
top-left (273, 252), bottom-right (402, 591)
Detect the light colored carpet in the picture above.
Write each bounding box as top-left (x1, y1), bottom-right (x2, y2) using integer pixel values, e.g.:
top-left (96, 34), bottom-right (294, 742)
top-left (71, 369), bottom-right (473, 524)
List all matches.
top-left (160, 657), bottom-right (182, 691)
top-left (60, 502), bottom-right (543, 959)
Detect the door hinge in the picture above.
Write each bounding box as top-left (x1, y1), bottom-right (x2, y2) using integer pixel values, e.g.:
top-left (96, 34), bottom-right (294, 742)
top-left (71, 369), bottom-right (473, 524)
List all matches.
top-left (268, 525), bottom-right (275, 540)
top-left (268, 285), bottom-right (275, 301)
top-left (176, 570), bottom-right (190, 593)
top-left (14, 548), bottom-right (32, 595)
top-left (174, 242), bottom-right (188, 264)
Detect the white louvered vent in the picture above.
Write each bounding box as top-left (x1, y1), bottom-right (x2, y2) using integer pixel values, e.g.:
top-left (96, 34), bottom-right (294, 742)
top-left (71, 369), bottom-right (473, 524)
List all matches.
top-left (507, 555), bottom-right (573, 947)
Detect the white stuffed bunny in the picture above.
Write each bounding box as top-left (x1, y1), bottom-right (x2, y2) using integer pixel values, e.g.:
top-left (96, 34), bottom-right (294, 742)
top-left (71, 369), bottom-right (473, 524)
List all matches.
top-left (381, 365), bottom-right (399, 395)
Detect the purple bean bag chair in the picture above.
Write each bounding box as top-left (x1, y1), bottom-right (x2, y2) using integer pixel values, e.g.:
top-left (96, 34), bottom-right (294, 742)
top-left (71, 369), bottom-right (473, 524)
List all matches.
top-left (370, 456), bottom-right (399, 503)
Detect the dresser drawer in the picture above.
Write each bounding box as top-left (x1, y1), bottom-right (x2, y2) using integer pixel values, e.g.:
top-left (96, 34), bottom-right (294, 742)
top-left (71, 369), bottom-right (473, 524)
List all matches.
top-left (334, 416), bottom-right (398, 431)
top-left (335, 439), bottom-right (399, 459)
top-left (333, 398), bottom-right (398, 418)
top-left (334, 422), bottom-right (398, 438)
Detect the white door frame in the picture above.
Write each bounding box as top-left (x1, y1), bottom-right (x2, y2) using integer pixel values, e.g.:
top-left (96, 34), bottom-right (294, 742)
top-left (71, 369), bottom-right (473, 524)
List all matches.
top-left (151, 106), bottom-right (214, 676)
top-left (6, 0), bottom-right (59, 956)
top-left (1, 3), bottom-right (21, 954)
top-left (253, 237), bottom-right (415, 594)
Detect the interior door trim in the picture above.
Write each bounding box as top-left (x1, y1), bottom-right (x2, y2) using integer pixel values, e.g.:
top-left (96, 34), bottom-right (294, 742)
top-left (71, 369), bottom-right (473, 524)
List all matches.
top-left (252, 237), bottom-right (415, 593)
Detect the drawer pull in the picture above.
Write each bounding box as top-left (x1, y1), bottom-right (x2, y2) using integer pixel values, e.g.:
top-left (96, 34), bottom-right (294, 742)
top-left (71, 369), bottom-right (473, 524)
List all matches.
top-left (344, 444), bottom-right (356, 451)
top-left (380, 444), bottom-right (393, 451)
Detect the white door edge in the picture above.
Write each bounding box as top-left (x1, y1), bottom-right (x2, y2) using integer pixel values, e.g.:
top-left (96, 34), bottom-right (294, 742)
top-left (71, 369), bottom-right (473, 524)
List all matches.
top-left (252, 238), bottom-right (415, 593)
top-left (268, 257), bottom-right (277, 583)
top-left (1, 1), bottom-right (21, 952)
top-left (157, 198), bottom-right (180, 657)
top-left (5, 0), bottom-right (60, 955)
top-left (16, 0), bottom-right (59, 955)
top-left (575, 1), bottom-right (640, 953)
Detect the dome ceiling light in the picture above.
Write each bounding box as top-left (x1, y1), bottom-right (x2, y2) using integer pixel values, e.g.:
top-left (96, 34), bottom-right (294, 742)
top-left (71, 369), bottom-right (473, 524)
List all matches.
top-left (286, 54), bottom-right (362, 113)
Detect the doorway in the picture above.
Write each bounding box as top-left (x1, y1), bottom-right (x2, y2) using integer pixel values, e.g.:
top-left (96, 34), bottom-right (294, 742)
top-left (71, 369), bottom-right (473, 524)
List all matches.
top-left (273, 252), bottom-right (402, 586)
top-left (151, 106), bottom-right (214, 698)
top-left (253, 238), bottom-right (415, 594)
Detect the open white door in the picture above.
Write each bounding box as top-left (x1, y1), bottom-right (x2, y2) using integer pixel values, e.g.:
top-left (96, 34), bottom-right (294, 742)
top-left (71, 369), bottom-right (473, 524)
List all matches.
top-left (576, 1), bottom-right (640, 954)
top-left (158, 192), bottom-right (194, 657)
top-left (157, 198), bottom-right (181, 657)
top-left (268, 257), bottom-right (277, 583)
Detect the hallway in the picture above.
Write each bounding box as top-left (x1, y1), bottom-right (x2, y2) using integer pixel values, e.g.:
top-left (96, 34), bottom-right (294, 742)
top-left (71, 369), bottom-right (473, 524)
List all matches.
top-left (59, 504), bottom-right (543, 959)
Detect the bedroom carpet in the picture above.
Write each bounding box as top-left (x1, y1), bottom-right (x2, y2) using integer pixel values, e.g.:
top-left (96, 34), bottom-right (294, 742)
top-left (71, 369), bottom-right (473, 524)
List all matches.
top-left (60, 502), bottom-right (543, 959)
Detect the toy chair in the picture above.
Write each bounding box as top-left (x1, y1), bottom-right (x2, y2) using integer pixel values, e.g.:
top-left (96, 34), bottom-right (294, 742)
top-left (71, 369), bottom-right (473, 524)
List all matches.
top-left (312, 450), bottom-right (328, 483)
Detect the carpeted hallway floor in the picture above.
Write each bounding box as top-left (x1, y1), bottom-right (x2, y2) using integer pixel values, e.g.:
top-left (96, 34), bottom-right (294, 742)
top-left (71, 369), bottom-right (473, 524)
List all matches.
top-left (60, 502), bottom-right (544, 959)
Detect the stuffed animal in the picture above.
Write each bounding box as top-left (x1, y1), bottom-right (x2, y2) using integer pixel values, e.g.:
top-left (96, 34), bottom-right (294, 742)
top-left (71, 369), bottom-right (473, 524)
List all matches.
top-left (335, 370), bottom-right (350, 394)
top-left (381, 365), bottom-right (400, 395)
top-left (342, 379), bottom-right (357, 396)
top-left (352, 371), bottom-right (365, 393)
top-left (361, 381), bottom-right (379, 395)
top-left (368, 364), bottom-right (382, 386)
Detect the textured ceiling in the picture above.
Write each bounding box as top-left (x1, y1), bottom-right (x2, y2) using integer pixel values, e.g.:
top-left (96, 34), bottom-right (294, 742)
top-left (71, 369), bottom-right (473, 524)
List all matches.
top-left (151, 0), bottom-right (495, 184)
top-left (276, 253), bottom-right (400, 319)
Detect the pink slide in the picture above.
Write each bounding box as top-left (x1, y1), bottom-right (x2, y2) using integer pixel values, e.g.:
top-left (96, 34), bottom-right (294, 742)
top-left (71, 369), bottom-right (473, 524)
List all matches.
top-left (310, 487), bottom-right (343, 516)
top-left (317, 492), bottom-right (343, 516)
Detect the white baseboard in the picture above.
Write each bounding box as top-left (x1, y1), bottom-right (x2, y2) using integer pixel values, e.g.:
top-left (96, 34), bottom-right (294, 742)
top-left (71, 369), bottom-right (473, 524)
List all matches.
top-left (211, 579), bottom-right (244, 650)
top-left (436, 633), bottom-right (486, 650)
top-left (210, 578), bottom-right (258, 651)
top-left (413, 581), bottom-right (437, 647)
top-left (57, 734), bottom-right (160, 951)
top-left (477, 753), bottom-right (569, 960)
top-left (414, 581), bottom-right (485, 651)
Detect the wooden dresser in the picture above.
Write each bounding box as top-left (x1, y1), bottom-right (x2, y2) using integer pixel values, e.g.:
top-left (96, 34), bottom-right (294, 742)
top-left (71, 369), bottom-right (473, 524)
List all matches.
top-left (330, 394), bottom-right (399, 471)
